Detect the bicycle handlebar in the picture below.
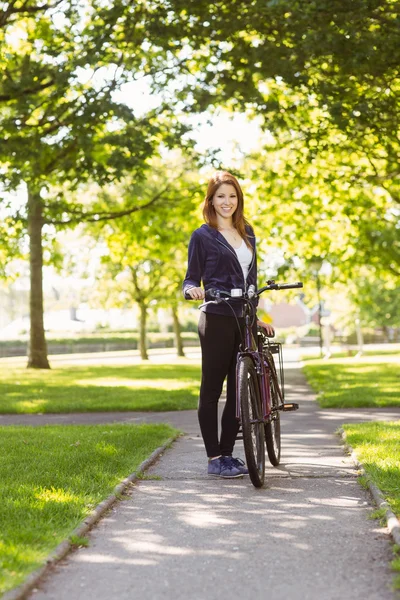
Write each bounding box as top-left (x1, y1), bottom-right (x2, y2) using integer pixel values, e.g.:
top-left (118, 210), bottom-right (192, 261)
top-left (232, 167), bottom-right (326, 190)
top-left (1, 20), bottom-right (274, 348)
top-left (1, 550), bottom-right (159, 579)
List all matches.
top-left (184, 280), bottom-right (303, 302)
top-left (257, 281), bottom-right (303, 294)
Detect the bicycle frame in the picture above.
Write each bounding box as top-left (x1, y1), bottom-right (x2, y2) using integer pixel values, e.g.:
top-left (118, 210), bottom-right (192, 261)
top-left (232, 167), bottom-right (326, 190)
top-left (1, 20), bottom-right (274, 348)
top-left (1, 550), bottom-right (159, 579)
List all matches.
top-left (235, 303), bottom-right (282, 425)
top-left (195, 279), bottom-right (302, 427)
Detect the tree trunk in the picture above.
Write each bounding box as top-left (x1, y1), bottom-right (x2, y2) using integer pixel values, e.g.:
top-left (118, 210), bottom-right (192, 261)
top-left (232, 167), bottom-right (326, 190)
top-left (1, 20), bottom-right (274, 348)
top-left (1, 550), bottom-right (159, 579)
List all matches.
top-left (171, 305), bottom-right (185, 357)
top-left (27, 186), bottom-right (50, 369)
top-left (139, 302), bottom-right (149, 360)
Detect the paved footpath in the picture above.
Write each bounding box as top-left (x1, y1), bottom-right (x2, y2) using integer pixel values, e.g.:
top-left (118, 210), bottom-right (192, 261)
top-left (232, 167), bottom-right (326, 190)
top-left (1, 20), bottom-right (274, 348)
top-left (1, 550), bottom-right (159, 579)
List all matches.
top-left (5, 353), bottom-right (400, 600)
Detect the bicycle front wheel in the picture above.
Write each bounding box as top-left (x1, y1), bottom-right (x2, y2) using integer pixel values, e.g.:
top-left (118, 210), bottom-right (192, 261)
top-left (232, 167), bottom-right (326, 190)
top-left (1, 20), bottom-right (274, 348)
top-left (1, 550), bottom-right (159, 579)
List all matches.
top-left (265, 371), bottom-right (281, 466)
top-left (238, 356), bottom-right (265, 488)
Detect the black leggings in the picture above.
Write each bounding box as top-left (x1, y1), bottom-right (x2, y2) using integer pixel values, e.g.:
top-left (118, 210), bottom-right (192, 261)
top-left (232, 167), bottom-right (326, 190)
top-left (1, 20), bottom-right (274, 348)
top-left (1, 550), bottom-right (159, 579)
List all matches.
top-left (197, 311), bottom-right (245, 458)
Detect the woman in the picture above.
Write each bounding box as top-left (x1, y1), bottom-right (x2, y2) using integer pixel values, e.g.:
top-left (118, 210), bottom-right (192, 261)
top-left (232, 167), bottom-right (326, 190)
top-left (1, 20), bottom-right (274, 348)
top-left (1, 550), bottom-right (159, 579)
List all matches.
top-left (183, 171), bottom-right (274, 478)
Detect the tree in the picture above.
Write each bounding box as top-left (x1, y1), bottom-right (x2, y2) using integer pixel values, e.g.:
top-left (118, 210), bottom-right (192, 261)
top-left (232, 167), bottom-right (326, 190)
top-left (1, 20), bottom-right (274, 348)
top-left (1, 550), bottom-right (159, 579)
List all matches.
top-left (349, 272), bottom-right (400, 340)
top-left (0, 2), bottom-right (190, 367)
top-left (4, 0), bottom-right (399, 370)
top-left (157, 0), bottom-right (400, 149)
top-left (140, 0), bottom-right (400, 277)
top-left (87, 158), bottom-right (202, 359)
top-left (243, 120), bottom-right (400, 282)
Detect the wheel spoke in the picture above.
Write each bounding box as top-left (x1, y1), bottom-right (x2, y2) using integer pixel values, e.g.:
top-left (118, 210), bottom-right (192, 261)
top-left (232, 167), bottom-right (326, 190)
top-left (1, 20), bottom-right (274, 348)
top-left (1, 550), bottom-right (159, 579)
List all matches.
top-left (265, 371), bottom-right (281, 466)
top-left (238, 356), bottom-right (265, 487)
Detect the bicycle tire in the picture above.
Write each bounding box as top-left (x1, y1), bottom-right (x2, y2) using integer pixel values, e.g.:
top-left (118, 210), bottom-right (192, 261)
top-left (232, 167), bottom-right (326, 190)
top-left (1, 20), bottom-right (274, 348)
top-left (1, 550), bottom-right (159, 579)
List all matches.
top-left (238, 356), bottom-right (265, 487)
top-left (265, 366), bottom-right (281, 466)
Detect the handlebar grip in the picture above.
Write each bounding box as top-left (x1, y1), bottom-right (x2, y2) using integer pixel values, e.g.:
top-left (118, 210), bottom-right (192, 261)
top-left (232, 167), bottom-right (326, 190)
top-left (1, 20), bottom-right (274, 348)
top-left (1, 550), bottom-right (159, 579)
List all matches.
top-left (257, 281), bottom-right (304, 295)
top-left (278, 282), bottom-right (303, 290)
top-left (184, 288), bottom-right (215, 300)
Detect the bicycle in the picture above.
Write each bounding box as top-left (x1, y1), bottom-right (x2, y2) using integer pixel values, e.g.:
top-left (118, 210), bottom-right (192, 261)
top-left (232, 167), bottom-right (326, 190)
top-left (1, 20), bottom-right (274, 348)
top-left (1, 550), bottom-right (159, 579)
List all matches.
top-left (201, 280), bottom-right (303, 488)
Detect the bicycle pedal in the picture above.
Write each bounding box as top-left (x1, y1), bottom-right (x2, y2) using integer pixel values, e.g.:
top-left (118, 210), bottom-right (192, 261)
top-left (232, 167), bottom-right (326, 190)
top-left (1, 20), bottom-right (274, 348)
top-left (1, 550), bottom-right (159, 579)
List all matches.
top-left (282, 403), bottom-right (299, 411)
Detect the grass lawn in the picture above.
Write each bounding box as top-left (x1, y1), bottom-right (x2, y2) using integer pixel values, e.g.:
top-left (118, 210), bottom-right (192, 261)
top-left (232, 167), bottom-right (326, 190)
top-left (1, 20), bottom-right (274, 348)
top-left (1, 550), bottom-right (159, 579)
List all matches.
top-left (0, 363), bottom-right (201, 413)
top-left (343, 421), bottom-right (400, 518)
top-left (0, 423), bottom-right (177, 596)
top-left (342, 421), bottom-right (400, 589)
top-left (301, 347), bottom-right (400, 361)
top-left (302, 354), bottom-right (400, 408)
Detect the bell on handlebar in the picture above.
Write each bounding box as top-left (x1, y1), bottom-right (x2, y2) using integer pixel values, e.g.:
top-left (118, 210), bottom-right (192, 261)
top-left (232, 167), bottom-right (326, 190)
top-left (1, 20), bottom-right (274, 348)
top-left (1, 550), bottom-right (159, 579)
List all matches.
top-left (248, 284), bottom-right (256, 299)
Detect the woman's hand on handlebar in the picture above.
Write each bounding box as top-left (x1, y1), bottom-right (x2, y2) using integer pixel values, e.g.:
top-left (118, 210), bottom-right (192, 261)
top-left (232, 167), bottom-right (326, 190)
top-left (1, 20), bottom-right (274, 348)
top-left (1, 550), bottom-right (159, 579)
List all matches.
top-left (257, 320), bottom-right (275, 337)
top-left (186, 287), bottom-right (205, 300)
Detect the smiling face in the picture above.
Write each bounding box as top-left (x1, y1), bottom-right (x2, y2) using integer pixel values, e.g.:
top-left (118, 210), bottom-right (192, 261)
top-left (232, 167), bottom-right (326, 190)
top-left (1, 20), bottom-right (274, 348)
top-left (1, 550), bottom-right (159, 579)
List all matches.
top-left (202, 171), bottom-right (246, 233)
top-left (212, 183), bottom-right (238, 225)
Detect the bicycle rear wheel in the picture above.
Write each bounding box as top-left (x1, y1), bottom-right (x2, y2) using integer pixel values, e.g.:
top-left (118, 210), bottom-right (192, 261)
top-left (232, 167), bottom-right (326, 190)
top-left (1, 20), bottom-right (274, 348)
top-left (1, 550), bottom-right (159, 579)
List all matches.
top-left (238, 356), bottom-right (265, 488)
top-left (265, 370), bottom-right (281, 466)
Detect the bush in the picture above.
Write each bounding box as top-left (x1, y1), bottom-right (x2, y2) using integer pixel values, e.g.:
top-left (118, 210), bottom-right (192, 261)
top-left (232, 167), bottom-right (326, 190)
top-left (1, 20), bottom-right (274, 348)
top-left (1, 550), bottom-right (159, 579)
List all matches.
top-left (0, 331), bottom-right (200, 357)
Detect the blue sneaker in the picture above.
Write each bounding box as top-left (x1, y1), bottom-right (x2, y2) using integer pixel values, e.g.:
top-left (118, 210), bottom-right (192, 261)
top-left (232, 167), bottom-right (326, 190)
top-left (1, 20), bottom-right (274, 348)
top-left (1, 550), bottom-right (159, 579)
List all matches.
top-left (230, 457), bottom-right (249, 475)
top-left (207, 456), bottom-right (244, 478)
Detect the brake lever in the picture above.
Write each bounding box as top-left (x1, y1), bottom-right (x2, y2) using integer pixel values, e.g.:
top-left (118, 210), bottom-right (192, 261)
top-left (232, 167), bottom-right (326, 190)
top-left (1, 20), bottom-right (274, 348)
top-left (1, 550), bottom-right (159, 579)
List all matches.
top-left (198, 300), bottom-right (220, 309)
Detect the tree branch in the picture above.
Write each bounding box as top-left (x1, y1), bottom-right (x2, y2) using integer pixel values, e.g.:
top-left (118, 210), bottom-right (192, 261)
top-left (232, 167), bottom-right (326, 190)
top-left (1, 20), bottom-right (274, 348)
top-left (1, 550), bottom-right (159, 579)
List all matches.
top-left (46, 183), bottom-right (174, 225)
top-left (0, 0), bottom-right (64, 27)
top-left (19, 79), bottom-right (116, 133)
top-left (129, 265), bottom-right (145, 303)
top-left (42, 138), bottom-right (79, 176)
top-left (0, 78), bottom-right (55, 103)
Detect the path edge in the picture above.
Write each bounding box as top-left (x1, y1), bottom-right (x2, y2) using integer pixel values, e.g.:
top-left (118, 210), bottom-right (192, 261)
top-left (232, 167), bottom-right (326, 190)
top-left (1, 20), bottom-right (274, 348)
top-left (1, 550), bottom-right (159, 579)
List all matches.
top-left (339, 428), bottom-right (400, 546)
top-left (1, 434), bottom-right (179, 600)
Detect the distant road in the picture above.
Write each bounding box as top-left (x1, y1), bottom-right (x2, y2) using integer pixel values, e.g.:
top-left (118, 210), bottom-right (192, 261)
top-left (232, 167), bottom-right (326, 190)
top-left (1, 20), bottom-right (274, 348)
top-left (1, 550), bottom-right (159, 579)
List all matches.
top-left (1, 343), bottom-right (398, 367)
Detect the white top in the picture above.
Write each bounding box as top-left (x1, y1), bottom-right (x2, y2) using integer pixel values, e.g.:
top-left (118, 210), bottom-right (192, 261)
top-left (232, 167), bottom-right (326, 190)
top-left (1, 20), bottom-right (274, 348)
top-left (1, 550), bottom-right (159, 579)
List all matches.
top-left (235, 240), bottom-right (253, 280)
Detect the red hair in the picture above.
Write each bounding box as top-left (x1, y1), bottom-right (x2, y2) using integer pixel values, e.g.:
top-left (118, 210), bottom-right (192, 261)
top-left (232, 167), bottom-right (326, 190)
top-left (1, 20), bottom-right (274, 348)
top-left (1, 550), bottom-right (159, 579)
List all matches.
top-left (202, 171), bottom-right (251, 248)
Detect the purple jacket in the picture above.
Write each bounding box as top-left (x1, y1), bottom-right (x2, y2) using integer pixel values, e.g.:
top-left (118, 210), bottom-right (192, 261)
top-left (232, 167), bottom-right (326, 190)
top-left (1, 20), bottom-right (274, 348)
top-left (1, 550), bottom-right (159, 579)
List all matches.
top-left (182, 223), bottom-right (258, 317)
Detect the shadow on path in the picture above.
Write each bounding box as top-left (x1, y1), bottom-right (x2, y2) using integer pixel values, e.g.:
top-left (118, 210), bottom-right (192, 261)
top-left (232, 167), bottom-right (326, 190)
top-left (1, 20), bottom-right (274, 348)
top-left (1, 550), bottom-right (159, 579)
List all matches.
top-left (21, 358), bottom-right (399, 600)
